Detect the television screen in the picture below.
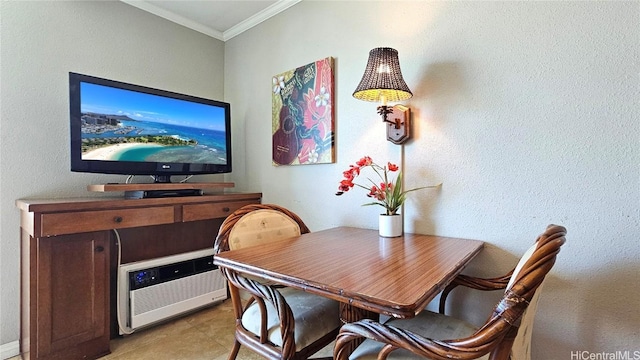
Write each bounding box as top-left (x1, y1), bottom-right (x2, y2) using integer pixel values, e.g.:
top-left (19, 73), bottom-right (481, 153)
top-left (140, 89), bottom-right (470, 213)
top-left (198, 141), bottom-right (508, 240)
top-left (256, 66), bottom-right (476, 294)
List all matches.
top-left (69, 72), bottom-right (231, 182)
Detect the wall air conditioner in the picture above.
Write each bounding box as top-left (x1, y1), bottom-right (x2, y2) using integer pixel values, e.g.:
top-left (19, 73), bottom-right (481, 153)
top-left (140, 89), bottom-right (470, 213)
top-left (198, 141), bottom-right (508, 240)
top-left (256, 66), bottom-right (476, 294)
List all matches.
top-left (117, 248), bottom-right (227, 334)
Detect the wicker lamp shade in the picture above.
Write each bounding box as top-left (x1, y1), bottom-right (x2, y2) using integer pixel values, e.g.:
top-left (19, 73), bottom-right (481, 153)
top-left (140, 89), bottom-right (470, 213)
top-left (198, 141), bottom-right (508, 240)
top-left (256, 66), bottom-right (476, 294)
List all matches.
top-left (353, 47), bottom-right (412, 103)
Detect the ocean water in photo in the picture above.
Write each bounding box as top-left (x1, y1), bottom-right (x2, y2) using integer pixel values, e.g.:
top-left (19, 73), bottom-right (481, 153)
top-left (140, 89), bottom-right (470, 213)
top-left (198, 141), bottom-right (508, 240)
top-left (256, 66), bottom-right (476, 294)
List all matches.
top-left (83, 120), bottom-right (227, 164)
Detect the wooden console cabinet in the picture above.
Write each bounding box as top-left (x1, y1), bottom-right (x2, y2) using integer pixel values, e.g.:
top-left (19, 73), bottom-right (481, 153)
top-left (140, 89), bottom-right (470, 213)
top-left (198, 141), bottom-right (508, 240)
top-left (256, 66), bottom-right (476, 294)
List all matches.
top-left (17, 192), bottom-right (261, 360)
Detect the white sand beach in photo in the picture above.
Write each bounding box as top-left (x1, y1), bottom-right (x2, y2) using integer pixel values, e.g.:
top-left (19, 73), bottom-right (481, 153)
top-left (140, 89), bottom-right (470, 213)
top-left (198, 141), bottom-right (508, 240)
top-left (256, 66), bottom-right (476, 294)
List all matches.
top-left (83, 143), bottom-right (161, 160)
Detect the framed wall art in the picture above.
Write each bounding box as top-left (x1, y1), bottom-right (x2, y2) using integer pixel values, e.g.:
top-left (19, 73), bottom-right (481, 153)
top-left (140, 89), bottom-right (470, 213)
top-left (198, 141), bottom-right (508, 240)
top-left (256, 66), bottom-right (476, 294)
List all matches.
top-left (272, 57), bottom-right (335, 166)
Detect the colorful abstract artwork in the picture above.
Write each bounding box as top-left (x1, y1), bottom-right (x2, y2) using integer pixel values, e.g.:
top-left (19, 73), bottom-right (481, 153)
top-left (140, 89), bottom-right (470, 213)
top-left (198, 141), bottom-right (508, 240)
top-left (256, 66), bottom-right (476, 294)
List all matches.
top-left (272, 57), bottom-right (335, 166)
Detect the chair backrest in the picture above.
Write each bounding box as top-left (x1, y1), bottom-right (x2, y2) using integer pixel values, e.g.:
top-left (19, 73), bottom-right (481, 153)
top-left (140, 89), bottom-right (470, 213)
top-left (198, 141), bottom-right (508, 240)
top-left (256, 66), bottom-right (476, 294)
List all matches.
top-left (228, 209), bottom-right (301, 250)
top-left (492, 224), bottom-right (566, 359)
top-left (215, 204), bottom-right (310, 254)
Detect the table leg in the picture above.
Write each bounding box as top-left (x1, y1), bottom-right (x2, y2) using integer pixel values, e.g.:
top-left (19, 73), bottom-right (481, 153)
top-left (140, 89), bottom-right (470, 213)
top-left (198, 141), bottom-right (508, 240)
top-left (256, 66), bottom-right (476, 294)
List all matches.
top-left (339, 303), bottom-right (378, 355)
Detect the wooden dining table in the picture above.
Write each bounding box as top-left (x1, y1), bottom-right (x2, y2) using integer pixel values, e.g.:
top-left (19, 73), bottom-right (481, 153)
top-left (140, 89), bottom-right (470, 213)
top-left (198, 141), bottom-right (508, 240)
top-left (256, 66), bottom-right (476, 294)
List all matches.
top-left (213, 226), bottom-right (484, 324)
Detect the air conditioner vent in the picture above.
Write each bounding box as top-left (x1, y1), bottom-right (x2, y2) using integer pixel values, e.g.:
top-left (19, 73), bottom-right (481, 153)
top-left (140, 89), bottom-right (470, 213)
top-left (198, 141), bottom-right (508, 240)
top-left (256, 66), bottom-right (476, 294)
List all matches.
top-left (118, 248), bottom-right (227, 333)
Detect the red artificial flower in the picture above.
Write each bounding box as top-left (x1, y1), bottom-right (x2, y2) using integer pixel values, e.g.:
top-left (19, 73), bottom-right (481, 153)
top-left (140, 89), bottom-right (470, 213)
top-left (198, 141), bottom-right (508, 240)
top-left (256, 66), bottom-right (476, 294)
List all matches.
top-left (336, 156), bottom-right (438, 215)
top-left (340, 179), bottom-right (354, 189)
top-left (380, 182), bottom-right (393, 192)
top-left (342, 170), bottom-right (355, 181)
top-left (356, 156), bottom-right (372, 167)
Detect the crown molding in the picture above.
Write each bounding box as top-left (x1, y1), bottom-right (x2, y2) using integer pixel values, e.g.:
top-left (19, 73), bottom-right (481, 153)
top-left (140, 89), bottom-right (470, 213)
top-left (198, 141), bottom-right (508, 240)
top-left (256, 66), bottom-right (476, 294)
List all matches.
top-left (120, 0), bottom-right (302, 42)
top-left (121, 0), bottom-right (224, 40)
top-left (223, 0), bottom-right (302, 41)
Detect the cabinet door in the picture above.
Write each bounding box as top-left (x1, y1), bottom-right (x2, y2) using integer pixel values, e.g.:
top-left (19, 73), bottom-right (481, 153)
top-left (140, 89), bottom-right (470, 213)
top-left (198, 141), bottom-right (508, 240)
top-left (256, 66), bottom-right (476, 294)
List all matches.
top-left (36, 231), bottom-right (110, 359)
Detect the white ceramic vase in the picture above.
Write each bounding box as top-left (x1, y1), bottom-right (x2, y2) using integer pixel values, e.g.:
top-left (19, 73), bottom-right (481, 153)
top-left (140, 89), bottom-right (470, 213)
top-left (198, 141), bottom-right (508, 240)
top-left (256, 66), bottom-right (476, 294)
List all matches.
top-left (379, 214), bottom-right (402, 237)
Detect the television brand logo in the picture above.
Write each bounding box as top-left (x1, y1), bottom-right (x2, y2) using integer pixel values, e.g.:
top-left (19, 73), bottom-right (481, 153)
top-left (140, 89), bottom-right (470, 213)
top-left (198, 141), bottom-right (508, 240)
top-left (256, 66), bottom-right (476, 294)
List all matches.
top-left (162, 165), bottom-right (171, 169)
top-left (570, 351), bottom-right (640, 360)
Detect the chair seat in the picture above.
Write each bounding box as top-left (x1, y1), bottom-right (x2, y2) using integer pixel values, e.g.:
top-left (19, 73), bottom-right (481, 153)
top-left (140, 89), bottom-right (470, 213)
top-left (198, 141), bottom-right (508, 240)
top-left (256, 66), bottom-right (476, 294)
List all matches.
top-left (349, 311), bottom-right (487, 360)
top-left (242, 287), bottom-right (341, 351)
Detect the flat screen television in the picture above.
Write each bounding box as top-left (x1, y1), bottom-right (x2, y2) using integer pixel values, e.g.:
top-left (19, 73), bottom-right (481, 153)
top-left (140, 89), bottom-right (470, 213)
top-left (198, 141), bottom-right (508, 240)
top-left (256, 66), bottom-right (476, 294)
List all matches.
top-left (69, 72), bottom-right (231, 183)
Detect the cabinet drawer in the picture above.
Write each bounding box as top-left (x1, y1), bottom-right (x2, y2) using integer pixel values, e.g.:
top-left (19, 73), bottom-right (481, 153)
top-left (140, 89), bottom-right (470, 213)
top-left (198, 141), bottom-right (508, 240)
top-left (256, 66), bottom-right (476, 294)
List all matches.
top-left (40, 207), bottom-right (174, 236)
top-left (182, 200), bottom-right (257, 222)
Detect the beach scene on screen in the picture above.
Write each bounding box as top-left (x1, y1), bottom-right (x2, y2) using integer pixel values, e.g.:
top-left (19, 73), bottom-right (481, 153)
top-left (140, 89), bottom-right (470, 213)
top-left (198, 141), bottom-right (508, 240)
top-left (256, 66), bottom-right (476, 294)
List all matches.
top-left (80, 82), bottom-right (227, 164)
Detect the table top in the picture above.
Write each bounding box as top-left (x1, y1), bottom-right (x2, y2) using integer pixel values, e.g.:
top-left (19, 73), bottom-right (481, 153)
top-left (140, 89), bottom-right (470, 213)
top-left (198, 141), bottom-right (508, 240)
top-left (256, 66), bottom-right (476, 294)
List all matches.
top-left (213, 226), bottom-right (484, 318)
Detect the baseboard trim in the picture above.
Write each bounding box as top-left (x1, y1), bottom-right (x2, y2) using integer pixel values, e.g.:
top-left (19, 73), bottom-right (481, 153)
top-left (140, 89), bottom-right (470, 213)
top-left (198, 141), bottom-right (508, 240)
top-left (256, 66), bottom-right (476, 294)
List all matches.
top-left (0, 341), bottom-right (19, 360)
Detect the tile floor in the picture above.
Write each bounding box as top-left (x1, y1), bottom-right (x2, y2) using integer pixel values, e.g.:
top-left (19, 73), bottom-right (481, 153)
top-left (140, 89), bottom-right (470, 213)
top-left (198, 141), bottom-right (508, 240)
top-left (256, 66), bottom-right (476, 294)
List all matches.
top-left (10, 300), bottom-right (334, 360)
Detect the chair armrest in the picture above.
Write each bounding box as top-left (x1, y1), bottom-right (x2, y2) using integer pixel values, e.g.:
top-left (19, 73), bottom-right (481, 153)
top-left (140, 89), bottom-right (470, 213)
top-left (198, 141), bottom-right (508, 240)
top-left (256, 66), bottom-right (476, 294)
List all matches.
top-left (334, 318), bottom-right (511, 360)
top-left (439, 270), bottom-right (513, 314)
top-left (222, 268), bottom-right (298, 358)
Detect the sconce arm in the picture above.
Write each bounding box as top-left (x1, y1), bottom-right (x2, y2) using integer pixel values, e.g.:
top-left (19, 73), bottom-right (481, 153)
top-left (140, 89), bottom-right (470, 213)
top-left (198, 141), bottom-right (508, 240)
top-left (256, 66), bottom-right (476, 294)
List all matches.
top-left (377, 105), bottom-right (402, 129)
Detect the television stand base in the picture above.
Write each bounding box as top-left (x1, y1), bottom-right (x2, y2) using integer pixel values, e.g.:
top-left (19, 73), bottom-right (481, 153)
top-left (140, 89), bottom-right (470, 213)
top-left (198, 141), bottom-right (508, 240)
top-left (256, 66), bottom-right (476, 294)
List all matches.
top-left (87, 182), bottom-right (235, 196)
top-left (125, 189), bottom-right (203, 199)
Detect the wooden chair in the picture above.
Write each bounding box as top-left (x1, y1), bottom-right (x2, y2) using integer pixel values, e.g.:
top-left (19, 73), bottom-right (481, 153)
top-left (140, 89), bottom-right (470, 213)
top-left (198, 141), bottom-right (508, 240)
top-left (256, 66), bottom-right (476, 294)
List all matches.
top-left (334, 224), bottom-right (566, 360)
top-left (214, 204), bottom-right (341, 360)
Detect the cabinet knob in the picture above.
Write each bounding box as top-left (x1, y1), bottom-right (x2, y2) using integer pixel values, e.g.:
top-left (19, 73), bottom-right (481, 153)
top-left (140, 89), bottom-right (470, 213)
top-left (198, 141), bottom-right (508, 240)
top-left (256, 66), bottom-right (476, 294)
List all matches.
top-left (222, 207), bottom-right (230, 212)
top-left (95, 246), bottom-right (105, 252)
top-left (114, 216), bottom-right (123, 223)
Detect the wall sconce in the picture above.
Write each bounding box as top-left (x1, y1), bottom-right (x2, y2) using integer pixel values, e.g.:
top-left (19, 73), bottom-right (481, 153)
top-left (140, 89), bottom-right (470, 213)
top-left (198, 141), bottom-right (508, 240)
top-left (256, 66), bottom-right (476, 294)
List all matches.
top-left (353, 47), bottom-right (413, 144)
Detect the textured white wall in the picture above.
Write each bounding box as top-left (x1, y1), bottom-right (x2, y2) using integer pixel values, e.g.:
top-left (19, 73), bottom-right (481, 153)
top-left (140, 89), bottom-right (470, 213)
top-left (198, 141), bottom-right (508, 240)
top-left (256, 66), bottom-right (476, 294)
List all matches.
top-left (0, 1), bottom-right (224, 350)
top-left (225, 1), bottom-right (639, 358)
